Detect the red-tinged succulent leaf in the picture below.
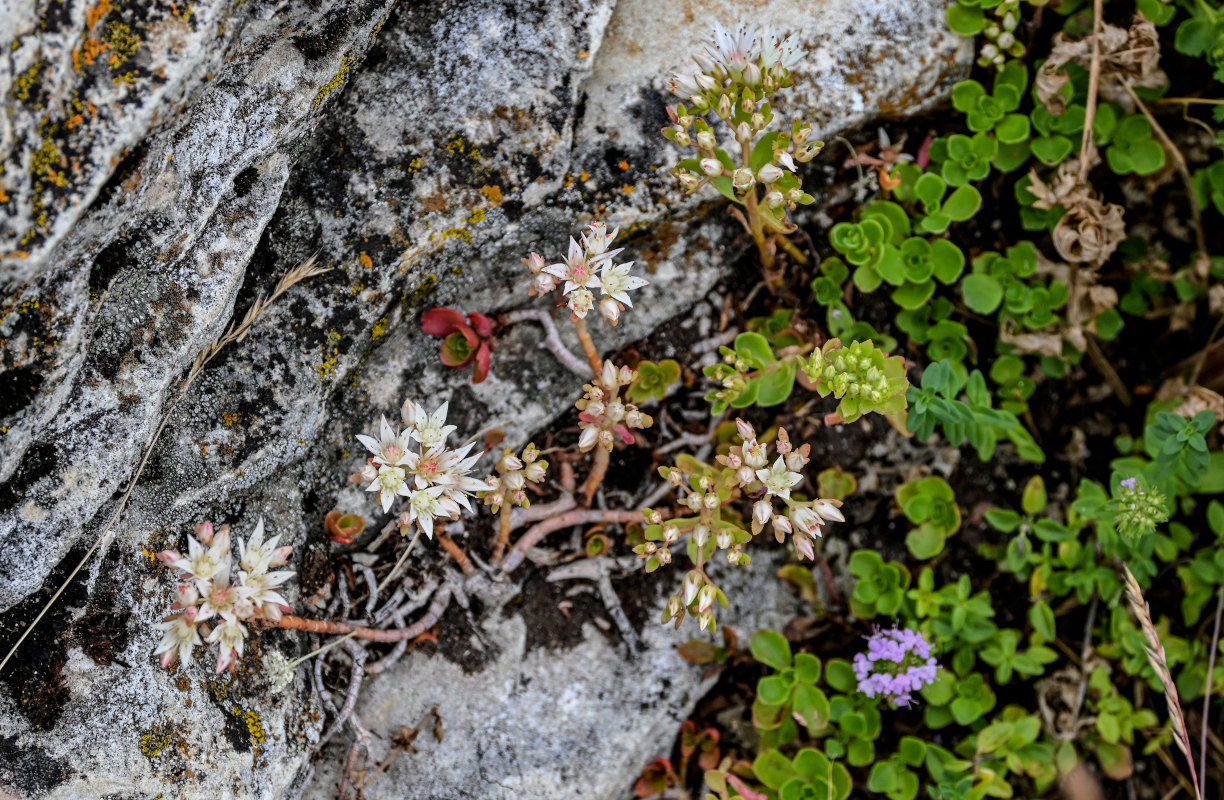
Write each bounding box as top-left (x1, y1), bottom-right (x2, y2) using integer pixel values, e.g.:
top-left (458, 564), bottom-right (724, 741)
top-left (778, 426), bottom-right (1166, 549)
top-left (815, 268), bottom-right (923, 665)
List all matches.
top-left (422, 307), bottom-right (467, 337)
top-left (676, 640), bottom-right (720, 664)
top-left (472, 342), bottom-right (492, 384)
top-left (726, 773), bottom-right (768, 800)
top-left (467, 312), bottom-right (495, 338)
top-left (615, 424), bottom-right (635, 445)
top-left (440, 332), bottom-right (476, 367)
top-left (634, 758), bottom-right (674, 797)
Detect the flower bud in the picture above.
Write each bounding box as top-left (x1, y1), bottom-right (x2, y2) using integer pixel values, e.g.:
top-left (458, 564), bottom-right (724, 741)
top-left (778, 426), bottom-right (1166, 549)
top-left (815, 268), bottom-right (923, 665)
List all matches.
top-left (498, 452), bottom-right (523, 473)
top-left (703, 492), bottom-right (720, 510)
top-left (815, 499), bottom-right (845, 523)
top-left (524, 462), bottom-right (547, 482)
top-left (677, 170), bottom-right (702, 191)
top-left (717, 93), bottom-right (733, 118)
top-left (693, 52), bottom-right (715, 73)
top-left (716, 529), bottom-right (733, 550)
top-left (735, 121), bottom-right (751, 142)
top-left (657, 547), bottom-right (672, 565)
top-left (696, 584), bottom-right (717, 613)
top-left (696, 130), bottom-right (715, 150)
top-left (673, 128), bottom-right (691, 147)
top-left (693, 525), bottom-right (709, 547)
top-left (695, 72), bottom-right (717, 92)
top-left (700, 158), bottom-right (722, 177)
top-left (578, 425), bottom-right (599, 451)
top-left (757, 163), bottom-right (783, 184)
top-left (754, 499), bottom-right (772, 528)
top-left (599, 297), bottom-right (620, 324)
top-left (764, 190), bottom-right (784, 208)
top-left (772, 514), bottom-right (793, 535)
top-left (598, 429), bottom-right (615, 451)
top-left (686, 493), bottom-right (704, 511)
top-left (624, 408), bottom-right (643, 428)
top-left (743, 61), bottom-right (762, 86)
top-left (736, 419), bottom-right (756, 440)
top-left (751, 112), bottom-right (765, 130)
top-left (737, 465), bottom-right (756, 486)
top-left (666, 469), bottom-right (682, 486)
top-left (682, 570), bottom-right (702, 605)
top-left (523, 252), bottom-right (545, 274)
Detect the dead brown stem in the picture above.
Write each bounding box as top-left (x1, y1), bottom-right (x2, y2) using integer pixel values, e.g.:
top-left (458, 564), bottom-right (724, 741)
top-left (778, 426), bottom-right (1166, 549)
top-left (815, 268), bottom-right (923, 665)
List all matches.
top-left (272, 586), bottom-right (452, 643)
top-left (491, 503), bottom-right (513, 563)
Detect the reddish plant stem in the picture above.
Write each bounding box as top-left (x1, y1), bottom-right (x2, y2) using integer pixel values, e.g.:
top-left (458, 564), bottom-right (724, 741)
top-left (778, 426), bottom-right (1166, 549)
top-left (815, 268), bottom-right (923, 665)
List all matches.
top-left (581, 447), bottom-right (611, 504)
top-left (491, 504), bottom-right (513, 563)
top-left (572, 316), bottom-right (603, 375)
top-left (497, 509), bottom-right (647, 574)
top-left (509, 493), bottom-right (576, 531)
top-left (272, 586), bottom-right (451, 642)
top-left (436, 529), bottom-right (475, 575)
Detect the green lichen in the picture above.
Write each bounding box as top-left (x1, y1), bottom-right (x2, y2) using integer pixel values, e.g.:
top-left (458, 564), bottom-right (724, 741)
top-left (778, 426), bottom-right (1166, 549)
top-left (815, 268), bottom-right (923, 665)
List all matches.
top-left (314, 54), bottom-right (356, 106)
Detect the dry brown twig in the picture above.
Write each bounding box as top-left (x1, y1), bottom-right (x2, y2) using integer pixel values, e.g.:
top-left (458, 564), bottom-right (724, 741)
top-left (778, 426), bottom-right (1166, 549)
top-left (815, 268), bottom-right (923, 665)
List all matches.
top-left (0, 253), bottom-right (331, 676)
top-left (1121, 565), bottom-right (1202, 799)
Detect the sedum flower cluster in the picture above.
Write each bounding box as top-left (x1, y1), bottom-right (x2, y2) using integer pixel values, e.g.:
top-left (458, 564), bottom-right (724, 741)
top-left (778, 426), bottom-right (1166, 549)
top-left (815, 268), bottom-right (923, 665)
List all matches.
top-left (665, 22), bottom-right (820, 215)
top-left (803, 338), bottom-right (909, 423)
top-left (156, 520), bottom-right (294, 673)
top-left (640, 420), bottom-right (842, 631)
top-left (575, 362), bottom-right (654, 453)
top-left (853, 627), bottom-right (939, 707)
top-left (522, 222), bottom-right (648, 324)
top-left (1112, 476), bottom-right (1169, 539)
top-left (351, 398), bottom-right (489, 538)
top-left (479, 443), bottom-right (549, 512)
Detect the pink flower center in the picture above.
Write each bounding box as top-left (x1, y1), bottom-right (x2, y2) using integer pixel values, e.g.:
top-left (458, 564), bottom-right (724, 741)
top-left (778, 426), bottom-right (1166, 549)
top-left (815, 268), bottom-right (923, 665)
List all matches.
top-left (419, 460), bottom-right (439, 478)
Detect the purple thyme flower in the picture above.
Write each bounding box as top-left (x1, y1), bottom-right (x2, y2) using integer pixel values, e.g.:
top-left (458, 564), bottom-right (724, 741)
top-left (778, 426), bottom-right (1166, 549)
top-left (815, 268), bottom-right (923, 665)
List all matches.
top-left (853, 627), bottom-right (939, 707)
top-left (1120, 477), bottom-right (1138, 491)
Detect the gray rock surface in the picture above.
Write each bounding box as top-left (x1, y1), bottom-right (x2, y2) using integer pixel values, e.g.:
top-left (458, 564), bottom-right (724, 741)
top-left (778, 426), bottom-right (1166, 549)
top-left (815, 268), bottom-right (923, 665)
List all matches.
top-left (0, 0), bottom-right (968, 797)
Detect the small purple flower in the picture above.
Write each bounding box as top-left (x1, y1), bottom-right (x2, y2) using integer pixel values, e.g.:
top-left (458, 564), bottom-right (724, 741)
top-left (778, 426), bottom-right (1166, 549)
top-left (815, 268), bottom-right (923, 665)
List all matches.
top-left (853, 627), bottom-right (939, 707)
top-left (1120, 477), bottom-right (1138, 491)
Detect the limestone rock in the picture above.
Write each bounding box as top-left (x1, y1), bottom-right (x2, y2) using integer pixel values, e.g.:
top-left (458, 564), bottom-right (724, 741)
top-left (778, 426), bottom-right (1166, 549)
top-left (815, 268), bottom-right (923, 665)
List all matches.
top-left (0, 0), bottom-right (967, 797)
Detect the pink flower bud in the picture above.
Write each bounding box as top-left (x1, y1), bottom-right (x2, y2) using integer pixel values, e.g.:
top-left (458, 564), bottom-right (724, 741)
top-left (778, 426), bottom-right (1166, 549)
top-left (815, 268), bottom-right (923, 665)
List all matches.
top-left (523, 252), bottom-right (545, 274)
top-left (700, 158), bottom-right (722, 177)
top-left (736, 419), bottom-right (756, 441)
top-left (195, 521), bottom-right (215, 544)
top-left (758, 163), bottom-right (783, 183)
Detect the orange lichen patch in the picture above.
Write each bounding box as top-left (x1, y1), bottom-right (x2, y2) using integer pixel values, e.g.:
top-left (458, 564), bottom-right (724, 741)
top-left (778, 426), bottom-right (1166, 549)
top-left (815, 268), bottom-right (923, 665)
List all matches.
top-left (85, 0), bottom-right (114, 30)
top-left (74, 38), bottom-right (109, 70)
top-left (617, 160), bottom-right (630, 171)
top-left (358, 252), bottom-right (373, 269)
top-left (621, 184), bottom-right (635, 194)
top-left (420, 192), bottom-right (448, 214)
top-left (0, 188), bottom-right (8, 203)
top-left (579, 171), bottom-right (590, 182)
top-left (478, 184), bottom-right (503, 205)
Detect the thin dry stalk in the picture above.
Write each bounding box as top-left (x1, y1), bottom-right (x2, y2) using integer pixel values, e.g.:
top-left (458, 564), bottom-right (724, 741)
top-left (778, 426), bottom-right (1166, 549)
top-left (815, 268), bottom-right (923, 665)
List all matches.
top-left (1122, 80), bottom-right (1209, 273)
top-left (0, 253), bottom-right (330, 676)
top-left (1122, 565), bottom-right (1202, 799)
top-left (1200, 586), bottom-right (1223, 798)
top-left (1079, 0), bottom-right (1104, 183)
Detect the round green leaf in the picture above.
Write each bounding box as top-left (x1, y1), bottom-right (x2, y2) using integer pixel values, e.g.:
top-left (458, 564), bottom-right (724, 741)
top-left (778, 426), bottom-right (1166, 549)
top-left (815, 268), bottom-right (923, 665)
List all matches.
top-left (751, 629), bottom-right (793, 671)
top-left (961, 273), bottom-right (1004, 313)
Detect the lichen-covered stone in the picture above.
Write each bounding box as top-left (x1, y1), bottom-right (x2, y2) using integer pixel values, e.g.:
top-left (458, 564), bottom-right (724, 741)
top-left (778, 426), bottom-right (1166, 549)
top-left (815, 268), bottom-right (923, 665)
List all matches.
top-left (0, 0), bottom-right (967, 797)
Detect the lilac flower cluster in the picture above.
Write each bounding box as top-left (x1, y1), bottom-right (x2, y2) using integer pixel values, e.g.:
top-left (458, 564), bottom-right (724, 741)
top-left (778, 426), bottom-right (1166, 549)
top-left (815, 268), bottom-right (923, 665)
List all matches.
top-left (853, 627), bottom-right (939, 707)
